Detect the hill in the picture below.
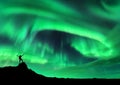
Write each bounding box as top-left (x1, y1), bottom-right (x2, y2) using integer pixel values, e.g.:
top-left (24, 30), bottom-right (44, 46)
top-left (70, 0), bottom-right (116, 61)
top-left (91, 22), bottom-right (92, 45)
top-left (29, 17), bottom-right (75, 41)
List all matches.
top-left (0, 62), bottom-right (107, 83)
top-left (0, 62), bottom-right (63, 83)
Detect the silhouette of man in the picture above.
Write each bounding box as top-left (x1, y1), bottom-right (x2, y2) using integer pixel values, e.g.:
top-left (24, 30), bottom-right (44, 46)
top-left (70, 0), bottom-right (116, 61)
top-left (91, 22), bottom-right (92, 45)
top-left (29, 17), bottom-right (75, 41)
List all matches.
top-left (18, 54), bottom-right (24, 63)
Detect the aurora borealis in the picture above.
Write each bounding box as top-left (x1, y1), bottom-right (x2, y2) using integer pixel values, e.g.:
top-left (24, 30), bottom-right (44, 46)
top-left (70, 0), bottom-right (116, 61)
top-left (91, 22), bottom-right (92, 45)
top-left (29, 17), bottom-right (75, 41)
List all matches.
top-left (1, 0), bottom-right (120, 78)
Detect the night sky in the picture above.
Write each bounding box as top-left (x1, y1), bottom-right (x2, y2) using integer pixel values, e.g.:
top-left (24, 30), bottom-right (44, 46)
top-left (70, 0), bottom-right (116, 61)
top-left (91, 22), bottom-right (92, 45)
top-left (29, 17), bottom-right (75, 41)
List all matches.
top-left (0, 0), bottom-right (120, 78)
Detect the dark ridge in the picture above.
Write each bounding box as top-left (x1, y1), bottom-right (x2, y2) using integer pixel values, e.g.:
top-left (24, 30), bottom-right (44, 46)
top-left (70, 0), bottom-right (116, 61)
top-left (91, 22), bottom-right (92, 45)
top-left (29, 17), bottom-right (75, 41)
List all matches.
top-left (0, 62), bottom-right (46, 81)
top-left (0, 62), bottom-right (76, 83)
top-left (0, 62), bottom-right (109, 83)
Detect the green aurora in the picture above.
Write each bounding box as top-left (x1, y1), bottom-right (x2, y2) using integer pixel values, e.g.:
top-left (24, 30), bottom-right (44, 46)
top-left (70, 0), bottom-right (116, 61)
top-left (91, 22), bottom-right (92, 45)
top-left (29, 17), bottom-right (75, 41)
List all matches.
top-left (0, 0), bottom-right (120, 78)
